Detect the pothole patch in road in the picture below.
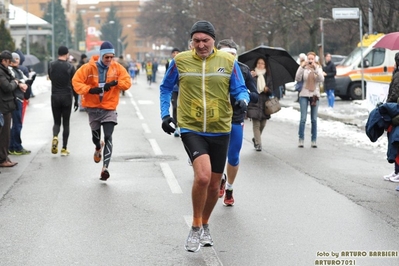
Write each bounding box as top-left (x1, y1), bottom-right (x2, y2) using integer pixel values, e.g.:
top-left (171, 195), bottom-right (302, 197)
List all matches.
top-left (114, 155), bottom-right (178, 162)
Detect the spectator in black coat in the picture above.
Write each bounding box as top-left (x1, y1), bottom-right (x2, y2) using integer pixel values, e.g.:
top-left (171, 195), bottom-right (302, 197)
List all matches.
top-left (0, 50), bottom-right (19, 167)
top-left (383, 52), bottom-right (399, 185)
top-left (322, 53), bottom-right (337, 109)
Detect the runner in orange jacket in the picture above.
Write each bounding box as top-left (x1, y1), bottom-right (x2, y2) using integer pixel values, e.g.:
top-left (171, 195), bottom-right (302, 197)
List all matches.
top-left (72, 41), bottom-right (131, 181)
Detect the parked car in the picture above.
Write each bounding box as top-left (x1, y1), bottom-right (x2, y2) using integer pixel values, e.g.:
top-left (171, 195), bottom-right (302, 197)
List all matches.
top-left (331, 55), bottom-right (347, 66)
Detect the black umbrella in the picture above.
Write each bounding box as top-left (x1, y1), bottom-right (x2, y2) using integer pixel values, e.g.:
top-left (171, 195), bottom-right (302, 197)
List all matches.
top-left (22, 54), bottom-right (40, 67)
top-left (238, 45), bottom-right (299, 97)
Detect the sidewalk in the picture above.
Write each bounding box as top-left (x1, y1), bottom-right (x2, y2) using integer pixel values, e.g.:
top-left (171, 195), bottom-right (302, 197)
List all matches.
top-left (280, 90), bottom-right (371, 129)
top-left (30, 75), bottom-right (51, 96)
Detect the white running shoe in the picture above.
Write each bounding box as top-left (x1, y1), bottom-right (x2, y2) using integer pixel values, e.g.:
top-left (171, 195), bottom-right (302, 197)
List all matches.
top-left (185, 226), bottom-right (203, 252)
top-left (389, 173), bottom-right (399, 182)
top-left (298, 139), bottom-right (304, 148)
top-left (383, 171), bottom-right (396, 181)
top-left (200, 224), bottom-right (213, 247)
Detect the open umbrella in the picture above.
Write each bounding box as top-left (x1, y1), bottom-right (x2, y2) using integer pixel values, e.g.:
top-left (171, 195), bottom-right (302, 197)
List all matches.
top-left (238, 45), bottom-right (299, 97)
top-left (68, 49), bottom-right (82, 61)
top-left (373, 32), bottom-right (399, 50)
top-left (22, 54), bottom-right (40, 66)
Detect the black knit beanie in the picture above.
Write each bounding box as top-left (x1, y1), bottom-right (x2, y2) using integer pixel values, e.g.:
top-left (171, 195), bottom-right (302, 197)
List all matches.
top-left (190, 21), bottom-right (215, 40)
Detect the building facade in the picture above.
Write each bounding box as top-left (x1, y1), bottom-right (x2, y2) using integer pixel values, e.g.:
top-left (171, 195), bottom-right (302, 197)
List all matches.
top-left (11, 0), bottom-right (153, 61)
top-left (9, 4), bottom-right (52, 50)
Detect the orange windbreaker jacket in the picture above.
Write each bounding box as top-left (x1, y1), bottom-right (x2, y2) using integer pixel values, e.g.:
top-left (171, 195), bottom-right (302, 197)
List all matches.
top-left (72, 55), bottom-right (131, 110)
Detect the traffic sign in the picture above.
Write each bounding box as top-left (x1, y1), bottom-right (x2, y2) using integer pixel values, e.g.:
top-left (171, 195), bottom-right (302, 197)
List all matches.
top-left (332, 7), bottom-right (364, 99)
top-left (332, 8), bottom-right (359, 19)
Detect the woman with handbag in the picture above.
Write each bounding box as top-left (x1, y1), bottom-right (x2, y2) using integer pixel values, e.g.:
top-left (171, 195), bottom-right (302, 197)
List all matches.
top-left (295, 51), bottom-right (324, 148)
top-left (247, 56), bottom-right (273, 151)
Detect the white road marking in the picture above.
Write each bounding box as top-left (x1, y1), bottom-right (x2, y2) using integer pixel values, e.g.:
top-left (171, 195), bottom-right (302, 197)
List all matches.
top-left (142, 123), bottom-right (151, 133)
top-left (149, 139), bottom-right (162, 155)
top-left (184, 215), bottom-right (192, 227)
top-left (183, 216), bottom-right (224, 266)
top-left (160, 163), bottom-right (183, 194)
top-left (130, 97), bottom-right (143, 119)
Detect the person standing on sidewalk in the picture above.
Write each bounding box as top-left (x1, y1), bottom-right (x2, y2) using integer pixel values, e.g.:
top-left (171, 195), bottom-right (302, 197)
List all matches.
top-left (72, 41), bottom-right (131, 181)
top-left (48, 46), bottom-right (78, 156)
top-left (0, 50), bottom-right (19, 167)
top-left (9, 52), bottom-right (30, 155)
top-left (160, 21), bottom-right (249, 252)
top-left (295, 53), bottom-right (307, 102)
top-left (296, 51), bottom-right (324, 148)
top-left (383, 52), bottom-right (399, 187)
top-left (14, 50), bottom-right (36, 121)
top-left (322, 52), bottom-right (336, 110)
top-left (216, 39), bottom-right (258, 206)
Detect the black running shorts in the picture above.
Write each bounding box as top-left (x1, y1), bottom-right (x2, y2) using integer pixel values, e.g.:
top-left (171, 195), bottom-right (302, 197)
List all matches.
top-left (181, 132), bottom-right (230, 173)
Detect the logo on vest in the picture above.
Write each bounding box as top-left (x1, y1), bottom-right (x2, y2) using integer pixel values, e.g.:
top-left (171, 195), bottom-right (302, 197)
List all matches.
top-left (217, 68), bottom-right (225, 72)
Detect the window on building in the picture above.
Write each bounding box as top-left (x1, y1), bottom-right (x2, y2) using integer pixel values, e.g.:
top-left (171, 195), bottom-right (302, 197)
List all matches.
top-left (40, 3), bottom-right (46, 12)
top-left (135, 40), bottom-right (144, 47)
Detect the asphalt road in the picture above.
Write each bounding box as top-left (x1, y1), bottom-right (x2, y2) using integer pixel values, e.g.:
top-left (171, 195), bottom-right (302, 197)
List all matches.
top-left (0, 71), bottom-right (398, 266)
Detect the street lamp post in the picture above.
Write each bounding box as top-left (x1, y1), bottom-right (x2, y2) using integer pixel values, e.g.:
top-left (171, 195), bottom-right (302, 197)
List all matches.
top-left (116, 25), bottom-right (124, 56)
top-left (117, 38), bottom-right (123, 56)
top-left (109, 20), bottom-right (124, 56)
top-left (332, 8), bottom-right (364, 99)
top-left (25, 0), bottom-right (30, 54)
top-left (319, 17), bottom-right (332, 65)
top-left (65, 19), bottom-right (69, 48)
top-left (51, 0), bottom-right (55, 60)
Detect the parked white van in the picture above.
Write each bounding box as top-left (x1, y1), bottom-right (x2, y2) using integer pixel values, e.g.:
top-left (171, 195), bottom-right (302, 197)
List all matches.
top-left (335, 33), bottom-right (398, 100)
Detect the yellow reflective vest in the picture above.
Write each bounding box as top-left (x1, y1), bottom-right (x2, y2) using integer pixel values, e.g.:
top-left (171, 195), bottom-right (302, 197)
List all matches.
top-left (175, 49), bottom-right (235, 133)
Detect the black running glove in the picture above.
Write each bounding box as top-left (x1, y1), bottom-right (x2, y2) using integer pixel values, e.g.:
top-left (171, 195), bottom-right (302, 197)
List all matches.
top-left (161, 115), bottom-right (176, 135)
top-left (104, 80), bottom-right (118, 92)
top-left (74, 100), bottom-right (79, 112)
top-left (89, 87), bottom-right (103, 94)
top-left (235, 100), bottom-right (248, 114)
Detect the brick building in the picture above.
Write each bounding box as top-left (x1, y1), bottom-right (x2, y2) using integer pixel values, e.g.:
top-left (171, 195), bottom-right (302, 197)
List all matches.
top-left (10, 0), bottom-right (152, 61)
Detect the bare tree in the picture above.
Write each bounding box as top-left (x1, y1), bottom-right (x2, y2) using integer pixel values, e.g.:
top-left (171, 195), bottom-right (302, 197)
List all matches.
top-left (137, 0), bottom-right (196, 50)
top-left (370, 0), bottom-right (399, 33)
top-left (136, 0), bottom-right (399, 57)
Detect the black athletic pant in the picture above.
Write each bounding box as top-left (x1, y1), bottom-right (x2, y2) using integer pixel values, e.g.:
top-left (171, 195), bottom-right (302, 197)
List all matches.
top-left (92, 122), bottom-right (115, 168)
top-left (51, 94), bottom-right (72, 149)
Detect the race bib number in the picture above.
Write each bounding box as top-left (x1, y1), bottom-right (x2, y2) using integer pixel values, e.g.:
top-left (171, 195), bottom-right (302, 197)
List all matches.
top-left (98, 82), bottom-right (105, 96)
top-left (191, 99), bottom-right (219, 122)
